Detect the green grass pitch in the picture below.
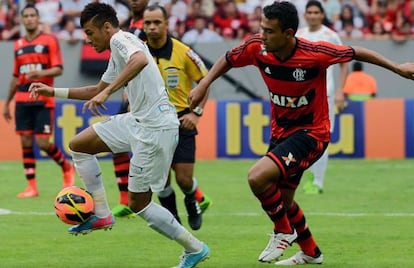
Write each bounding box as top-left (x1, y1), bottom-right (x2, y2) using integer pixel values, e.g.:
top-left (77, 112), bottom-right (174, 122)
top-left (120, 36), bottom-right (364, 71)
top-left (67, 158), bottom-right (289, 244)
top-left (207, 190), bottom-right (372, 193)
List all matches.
top-left (0, 159), bottom-right (413, 267)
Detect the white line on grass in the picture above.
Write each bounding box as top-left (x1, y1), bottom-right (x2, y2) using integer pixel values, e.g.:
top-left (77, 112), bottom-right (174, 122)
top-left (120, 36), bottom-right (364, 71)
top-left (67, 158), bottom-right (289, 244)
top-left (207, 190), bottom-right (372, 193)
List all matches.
top-left (1, 208), bottom-right (414, 217)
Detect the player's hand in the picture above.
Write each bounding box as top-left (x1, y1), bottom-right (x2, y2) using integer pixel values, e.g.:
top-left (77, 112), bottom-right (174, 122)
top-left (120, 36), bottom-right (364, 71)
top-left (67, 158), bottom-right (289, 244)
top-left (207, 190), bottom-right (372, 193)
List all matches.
top-left (179, 112), bottom-right (200, 130)
top-left (29, 82), bottom-right (54, 99)
top-left (188, 84), bottom-right (208, 109)
top-left (397, 63), bottom-right (414, 80)
top-left (82, 91), bottom-right (109, 116)
top-left (335, 89), bottom-right (346, 112)
top-left (26, 70), bottom-right (42, 80)
top-left (2, 104), bottom-right (12, 123)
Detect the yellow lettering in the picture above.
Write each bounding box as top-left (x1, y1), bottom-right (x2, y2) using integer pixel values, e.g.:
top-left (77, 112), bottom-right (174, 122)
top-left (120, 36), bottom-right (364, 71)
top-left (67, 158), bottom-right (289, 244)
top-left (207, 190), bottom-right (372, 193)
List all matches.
top-left (226, 103), bottom-right (241, 155)
top-left (329, 114), bottom-right (355, 155)
top-left (57, 104), bottom-right (83, 155)
top-left (244, 103), bottom-right (269, 155)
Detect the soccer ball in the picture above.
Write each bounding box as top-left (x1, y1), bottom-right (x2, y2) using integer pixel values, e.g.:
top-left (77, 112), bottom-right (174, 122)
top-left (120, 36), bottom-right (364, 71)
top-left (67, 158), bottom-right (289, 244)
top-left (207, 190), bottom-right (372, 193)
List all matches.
top-left (54, 186), bottom-right (94, 225)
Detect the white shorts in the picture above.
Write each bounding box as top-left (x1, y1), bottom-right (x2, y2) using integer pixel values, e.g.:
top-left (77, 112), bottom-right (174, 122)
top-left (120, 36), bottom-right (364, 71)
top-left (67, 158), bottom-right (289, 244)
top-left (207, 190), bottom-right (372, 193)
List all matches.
top-left (93, 113), bottom-right (178, 193)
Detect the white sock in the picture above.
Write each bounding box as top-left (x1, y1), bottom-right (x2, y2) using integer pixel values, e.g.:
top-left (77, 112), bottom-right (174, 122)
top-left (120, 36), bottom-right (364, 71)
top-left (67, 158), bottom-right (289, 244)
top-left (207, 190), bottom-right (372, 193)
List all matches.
top-left (309, 150), bottom-right (328, 189)
top-left (71, 151), bottom-right (111, 217)
top-left (138, 201), bottom-right (202, 252)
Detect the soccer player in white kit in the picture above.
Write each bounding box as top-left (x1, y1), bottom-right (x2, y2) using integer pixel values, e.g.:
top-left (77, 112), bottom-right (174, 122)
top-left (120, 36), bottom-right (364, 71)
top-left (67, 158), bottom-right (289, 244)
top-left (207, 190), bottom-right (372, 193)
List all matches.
top-left (296, 0), bottom-right (348, 194)
top-left (29, 3), bottom-right (209, 267)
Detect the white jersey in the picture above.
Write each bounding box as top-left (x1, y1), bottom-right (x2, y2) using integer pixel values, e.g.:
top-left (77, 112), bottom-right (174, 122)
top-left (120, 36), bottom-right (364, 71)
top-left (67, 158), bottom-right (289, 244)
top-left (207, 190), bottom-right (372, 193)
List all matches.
top-left (296, 25), bottom-right (342, 97)
top-left (102, 30), bottom-right (179, 129)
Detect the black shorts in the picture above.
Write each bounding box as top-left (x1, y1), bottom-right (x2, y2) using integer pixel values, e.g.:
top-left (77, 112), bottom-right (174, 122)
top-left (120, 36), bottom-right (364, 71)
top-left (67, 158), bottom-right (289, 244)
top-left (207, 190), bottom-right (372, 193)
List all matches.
top-left (15, 102), bottom-right (54, 136)
top-left (173, 109), bottom-right (198, 163)
top-left (266, 130), bottom-right (328, 190)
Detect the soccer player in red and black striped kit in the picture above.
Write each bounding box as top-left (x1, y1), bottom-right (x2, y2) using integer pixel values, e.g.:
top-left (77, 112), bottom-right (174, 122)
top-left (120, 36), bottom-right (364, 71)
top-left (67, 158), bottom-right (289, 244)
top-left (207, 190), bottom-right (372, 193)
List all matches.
top-left (2, 4), bottom-right (74, 198)
top-left (189, 1), bottom-right (414, 265)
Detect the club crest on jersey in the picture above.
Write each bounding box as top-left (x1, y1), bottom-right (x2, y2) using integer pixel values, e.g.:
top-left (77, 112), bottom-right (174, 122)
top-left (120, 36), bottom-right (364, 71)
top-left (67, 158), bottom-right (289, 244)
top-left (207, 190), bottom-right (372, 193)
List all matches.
top-left (34, 45), bottom-right (45, 53)
top-left (269, 92), bottom-right (310, 108)
top-left (293, 68), bottom-right (306, 81)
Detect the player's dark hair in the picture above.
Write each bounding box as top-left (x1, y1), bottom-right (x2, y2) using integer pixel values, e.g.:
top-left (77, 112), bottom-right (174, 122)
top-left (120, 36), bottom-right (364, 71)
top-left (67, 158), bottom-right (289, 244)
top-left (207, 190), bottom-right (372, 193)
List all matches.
top-left (80, 2), bottom-right (119, 28)
top-left (263, 1), bottom-right (299, 33)
top-left (145, 4), bottom-right (168, 20)
top-left (21, 4), bottom-right (39, 16)
top-left (306, 0), bottom-right (325, 14)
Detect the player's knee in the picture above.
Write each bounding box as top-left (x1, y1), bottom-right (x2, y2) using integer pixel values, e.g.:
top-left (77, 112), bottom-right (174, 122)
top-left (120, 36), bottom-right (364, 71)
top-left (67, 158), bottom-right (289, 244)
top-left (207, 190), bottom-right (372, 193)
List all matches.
top-left (247, 168), bottom-right (265, 193)
top-left (129, 192), bottom-right (151, 213)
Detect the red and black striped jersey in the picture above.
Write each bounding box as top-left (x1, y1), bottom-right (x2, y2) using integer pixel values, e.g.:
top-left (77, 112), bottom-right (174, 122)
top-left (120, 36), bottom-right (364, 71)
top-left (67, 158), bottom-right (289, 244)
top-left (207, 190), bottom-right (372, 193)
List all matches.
top-left (226, 35), bottom-right (354, 142)
top-left (129, 18), bottom-right (146, 41)
top-left (13, 32), bottom-right (63, 107)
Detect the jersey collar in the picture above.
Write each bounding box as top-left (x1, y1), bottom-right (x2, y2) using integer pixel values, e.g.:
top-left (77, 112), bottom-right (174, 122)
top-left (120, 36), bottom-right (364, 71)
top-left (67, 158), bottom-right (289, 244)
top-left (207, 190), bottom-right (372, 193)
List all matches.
top-left (148, 35), bottom-right (173, 60)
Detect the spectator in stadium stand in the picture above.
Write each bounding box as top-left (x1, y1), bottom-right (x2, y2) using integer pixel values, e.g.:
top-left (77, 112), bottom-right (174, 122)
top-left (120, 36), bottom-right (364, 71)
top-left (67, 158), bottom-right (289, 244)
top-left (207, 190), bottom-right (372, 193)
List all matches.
top-left (212, 0), bottom-right (249, 39)
top-left (184, 0), bottom-right (205, 32)
top-left (334, 4), bottom-right (365, 33)
top-left (391, 0), bottom-right (414, 43)
top-left (343, 61), bottom-right (377, 101)
top-left (0, 0), bottom-right (20, 40)
top-left (35, 0), bottom-right (64, 33)
top-left (181, 15), bottom-right (223, 45)
top-left (61, 0), bottom-right (89, 29)
top-left (320, 0), bottom-right (341, 26)
top-left (365, 19), bottom-right (390, 40)
top-left (338, 20), bottom-right (364, 40)
top-left (340, 0), bottom-right (370, 26)
top-left (56, 16), bottom-right (85, 44)
top-left (243, 17), bottom-right (261, 40)
top-left (367, 0), bottom-right (396, 36)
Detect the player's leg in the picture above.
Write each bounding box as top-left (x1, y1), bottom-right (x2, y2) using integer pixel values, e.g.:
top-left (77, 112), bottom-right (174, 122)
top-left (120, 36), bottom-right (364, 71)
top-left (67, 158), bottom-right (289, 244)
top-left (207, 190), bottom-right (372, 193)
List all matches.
top-left (250, 156), bottom-right (297, 263)
top-left (129, 127), bottom-right (209, 267)
top-left (274, 133), bottom-right (328, 265)
top-left (111, 153), bottom-right (135, 218)
top-left (306, 149), bottom-right (327, 193)
top-left (15, 103), bottom-right (38, 197)
top-left (255, 132), bottom-right (327, 263)
top-left (173, 162), bottom-right (202, 230)
top-left (34, 107), bottom-right (74, 188)
top-left (157, 172), bottom-right (181, 223)
top-left (67, 115), bottom-right (131, 234)
top-left (17, 133), bottom-right (38, 198)
top-left (193, 177), bottom-right (212, 214)
top-left (112, 152), bottom-right (130, 205)
top-left (275, 200), bottom-right (323, 265)
top-left (169, 128), bottom-right (211, 229)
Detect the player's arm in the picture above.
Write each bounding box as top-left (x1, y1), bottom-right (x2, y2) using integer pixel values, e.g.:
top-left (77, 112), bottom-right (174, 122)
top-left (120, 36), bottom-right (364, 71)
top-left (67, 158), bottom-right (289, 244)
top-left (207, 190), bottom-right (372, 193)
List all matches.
top-left (335, 62), bottom-right (349, 112)
top-left (2, 76), bottom-right (18, 122)
top-left (29, 80), bottom-right (109, 100)
top-left (353, 46), bottom-right (414, 80)
top-left (82, 51), bottom-right (147, 116)
top-left (189, 55), bottom-right (231, 109)
top-left (26, 66), bottom-right (63, 80)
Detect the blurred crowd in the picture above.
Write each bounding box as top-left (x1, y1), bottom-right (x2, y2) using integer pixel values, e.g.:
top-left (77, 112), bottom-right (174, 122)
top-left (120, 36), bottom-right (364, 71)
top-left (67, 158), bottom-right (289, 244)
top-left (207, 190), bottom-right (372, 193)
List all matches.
top-left (1, 0), bottom-right (414, 44)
